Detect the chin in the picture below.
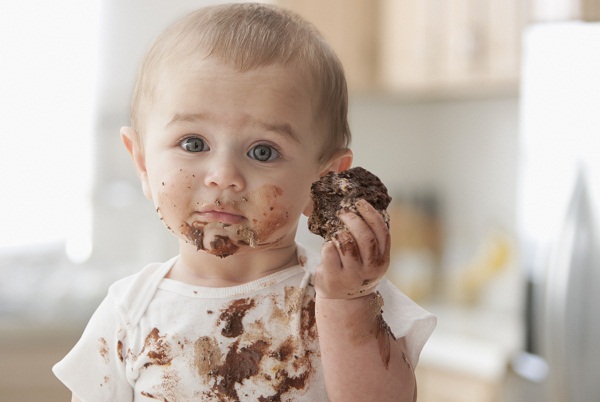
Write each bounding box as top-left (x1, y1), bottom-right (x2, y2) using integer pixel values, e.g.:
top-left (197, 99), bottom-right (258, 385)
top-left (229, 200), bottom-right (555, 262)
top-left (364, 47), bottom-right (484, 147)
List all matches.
top-left (204, 234), bottom-right (240, 258)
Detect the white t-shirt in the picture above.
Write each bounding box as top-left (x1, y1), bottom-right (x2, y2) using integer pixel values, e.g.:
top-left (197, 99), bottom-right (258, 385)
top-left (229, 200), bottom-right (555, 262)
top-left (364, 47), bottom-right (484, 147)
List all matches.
top-left (53, 244), bottom-right (436, 401)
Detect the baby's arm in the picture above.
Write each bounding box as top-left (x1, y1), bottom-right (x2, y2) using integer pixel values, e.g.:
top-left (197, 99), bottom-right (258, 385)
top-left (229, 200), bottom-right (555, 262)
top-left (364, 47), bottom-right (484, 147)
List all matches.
top-left (315, 199), bottom-right (416, 402)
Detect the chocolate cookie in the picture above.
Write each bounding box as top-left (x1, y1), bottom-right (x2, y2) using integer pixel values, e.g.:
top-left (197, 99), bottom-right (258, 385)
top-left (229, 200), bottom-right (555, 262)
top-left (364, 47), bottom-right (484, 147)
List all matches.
top-left (308, 166), bottom-right (392, 240)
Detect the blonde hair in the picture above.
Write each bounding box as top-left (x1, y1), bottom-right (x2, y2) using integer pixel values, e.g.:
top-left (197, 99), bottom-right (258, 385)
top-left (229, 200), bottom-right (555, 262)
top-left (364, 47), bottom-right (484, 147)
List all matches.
top-left (130, 2), bottom-right (351, 163)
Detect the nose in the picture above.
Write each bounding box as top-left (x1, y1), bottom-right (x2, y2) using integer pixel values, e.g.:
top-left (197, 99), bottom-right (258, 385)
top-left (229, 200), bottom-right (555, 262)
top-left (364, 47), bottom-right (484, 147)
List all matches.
top-left (203, 153), bottom-right (246, 191)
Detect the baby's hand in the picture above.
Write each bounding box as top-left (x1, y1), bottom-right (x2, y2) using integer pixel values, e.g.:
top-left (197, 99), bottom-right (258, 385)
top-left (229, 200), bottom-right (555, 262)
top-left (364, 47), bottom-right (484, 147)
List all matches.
top-left (315, 199), bottom-right (391, 299)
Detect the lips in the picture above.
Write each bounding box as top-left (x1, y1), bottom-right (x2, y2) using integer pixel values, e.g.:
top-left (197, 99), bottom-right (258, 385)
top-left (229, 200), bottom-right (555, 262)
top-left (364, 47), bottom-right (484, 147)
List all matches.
top-left (193, 210), bottom-right (245, 225)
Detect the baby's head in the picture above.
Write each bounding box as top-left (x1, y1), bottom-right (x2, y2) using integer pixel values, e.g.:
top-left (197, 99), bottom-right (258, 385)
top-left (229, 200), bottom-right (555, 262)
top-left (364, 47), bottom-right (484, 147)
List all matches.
top-left (122, 3), bottom-right (355, 258)
top-left (130, 2), bottom-right (351, 164)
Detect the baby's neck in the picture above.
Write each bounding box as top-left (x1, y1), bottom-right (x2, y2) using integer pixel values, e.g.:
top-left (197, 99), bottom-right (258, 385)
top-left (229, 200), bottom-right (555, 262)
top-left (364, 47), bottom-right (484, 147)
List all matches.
top-left (167, 243), bottom-right (299, 287)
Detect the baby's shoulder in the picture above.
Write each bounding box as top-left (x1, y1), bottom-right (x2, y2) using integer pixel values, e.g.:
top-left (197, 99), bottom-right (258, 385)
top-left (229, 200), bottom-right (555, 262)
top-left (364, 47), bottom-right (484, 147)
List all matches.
top-left (107, 256), bottom-right (177, 326)
top-left (109, 258), bottom-right (173, 295)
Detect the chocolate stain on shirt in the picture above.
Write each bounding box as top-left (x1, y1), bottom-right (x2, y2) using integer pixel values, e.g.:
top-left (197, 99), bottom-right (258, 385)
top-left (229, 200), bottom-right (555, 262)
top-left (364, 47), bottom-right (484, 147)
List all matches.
top-left (98, 337), bottom-right (109, 364)
top-left (142, 361), bottom-right (185, 401)
top-left (211, 339), bottom-right (270, 401)
top-left (141, 328), bottom-right (172, 368)
top-left (301, 299), bottom-right (317, 338)
top-left (194, 290), bottom-right (318, 401)
top-left (131, 290), bottom-right (319, 400)
top-left (218, 298), bottom-right (256, 338)
top-left (269, 337), bottom-right (294, 362)
top-left (117, 340), bottom-right (124, 362)
top-left (258, 368), bottom-right (311, 402)
top-left (195, 336), bottom-right (222, 376)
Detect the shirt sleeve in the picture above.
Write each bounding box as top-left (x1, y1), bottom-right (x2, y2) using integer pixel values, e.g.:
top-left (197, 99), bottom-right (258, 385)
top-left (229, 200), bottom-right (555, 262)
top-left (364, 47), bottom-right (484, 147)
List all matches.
top-left (377, 278), bottom-right (437, 368)
top-left (53, 291), bottom-right (133, 402)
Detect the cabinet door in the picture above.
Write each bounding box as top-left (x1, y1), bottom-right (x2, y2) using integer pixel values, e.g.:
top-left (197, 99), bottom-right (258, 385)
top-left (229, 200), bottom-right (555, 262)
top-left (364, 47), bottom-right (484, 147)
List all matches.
top-left (380, 0), bottom-right (521, 95)
top-left (277, 0), bottom-right (522, 96)
top-left (276, 0), bottom-right (379, 91)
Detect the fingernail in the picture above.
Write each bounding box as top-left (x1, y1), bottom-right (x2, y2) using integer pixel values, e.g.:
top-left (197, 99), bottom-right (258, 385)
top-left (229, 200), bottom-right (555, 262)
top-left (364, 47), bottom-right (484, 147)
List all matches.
top-left (336, 206), bottom-right (352, 216)
top-left (356, 199), bottom-right (369, 210)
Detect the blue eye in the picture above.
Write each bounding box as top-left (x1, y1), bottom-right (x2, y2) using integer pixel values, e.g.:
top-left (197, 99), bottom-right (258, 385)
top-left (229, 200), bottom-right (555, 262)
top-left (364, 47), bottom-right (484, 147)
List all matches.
top-left (248, 144), bottom-right (279, 162)
top-left (181, 137), bottom-right (207, 152)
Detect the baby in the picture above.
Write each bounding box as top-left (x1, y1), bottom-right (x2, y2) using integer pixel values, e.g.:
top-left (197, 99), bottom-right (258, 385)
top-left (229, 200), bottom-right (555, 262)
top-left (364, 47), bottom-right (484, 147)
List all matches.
top-left (53, 3), bottom-right (435, 401)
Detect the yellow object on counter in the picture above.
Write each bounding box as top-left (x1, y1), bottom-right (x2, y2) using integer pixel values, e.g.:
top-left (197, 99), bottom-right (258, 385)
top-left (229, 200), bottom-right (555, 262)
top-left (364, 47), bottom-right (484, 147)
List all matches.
top-left (450, 230), bottom-right (514, 305)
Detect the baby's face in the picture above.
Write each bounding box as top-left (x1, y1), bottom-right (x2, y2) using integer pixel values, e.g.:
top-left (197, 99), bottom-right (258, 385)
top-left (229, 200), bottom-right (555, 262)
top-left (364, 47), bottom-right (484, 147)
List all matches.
top-left (138, 57), bottom-right (325, 257)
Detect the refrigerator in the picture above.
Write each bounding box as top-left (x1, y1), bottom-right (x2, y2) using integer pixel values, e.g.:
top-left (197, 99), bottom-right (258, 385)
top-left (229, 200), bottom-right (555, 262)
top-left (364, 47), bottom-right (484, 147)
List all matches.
top-left (516, 22), bottom-right (600, 401)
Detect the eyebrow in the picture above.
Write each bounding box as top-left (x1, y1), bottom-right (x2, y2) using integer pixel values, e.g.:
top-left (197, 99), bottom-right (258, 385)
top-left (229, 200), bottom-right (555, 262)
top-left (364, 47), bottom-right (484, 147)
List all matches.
top-left (166, 113), bottom-right (211, 127)
top-left (254, 120), bottom-right (300, 143)
top-left (166, 113), bottom-right (300, 143)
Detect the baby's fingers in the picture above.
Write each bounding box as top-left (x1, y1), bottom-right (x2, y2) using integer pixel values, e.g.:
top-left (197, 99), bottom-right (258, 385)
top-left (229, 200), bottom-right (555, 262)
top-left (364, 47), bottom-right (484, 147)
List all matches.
top-left (355, 199), bottom-right (390, 258)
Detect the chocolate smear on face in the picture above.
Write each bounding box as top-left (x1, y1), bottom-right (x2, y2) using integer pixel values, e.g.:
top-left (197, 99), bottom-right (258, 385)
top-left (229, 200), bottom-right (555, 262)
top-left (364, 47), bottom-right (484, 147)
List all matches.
top-left (238, 185), bottom-right (290, 247)
top-left (181, 221), bottom-right (204, 250)
top-left (182, 221), bottom-right (240, 257)
top-left (236, 226), bottom-right (258, 248)
top-left (179, 185), bottom-right (290, 255)
top-left (218, 298), bottom-right (256, 338)
top-left (209, 235), bottom-right (239, 258)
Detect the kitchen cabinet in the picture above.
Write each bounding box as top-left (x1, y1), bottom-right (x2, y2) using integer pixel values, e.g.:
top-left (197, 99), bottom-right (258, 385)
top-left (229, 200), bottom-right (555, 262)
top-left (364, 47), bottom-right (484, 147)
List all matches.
top-left (276, 0), bottom-right (379, 91)
top-left (0, 326), bottom-right (82, 402)
top-left (380, 0), bottom-right (521, 97)
top-left (530, 0), bottom-right (600, 21)
top-left (416, 365), bottom-right (503, 402)
top-left (275, 0), bottom-right (522, 98)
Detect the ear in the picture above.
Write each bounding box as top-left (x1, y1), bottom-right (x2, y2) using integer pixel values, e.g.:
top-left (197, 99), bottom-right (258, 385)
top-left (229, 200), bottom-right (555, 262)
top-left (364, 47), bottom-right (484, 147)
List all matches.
top-left (319, 148), bottom-right (353, 176)
top-left (302, 149), bottom-right (354, 217)
top-left (121, 126), bottom-right (152, 200)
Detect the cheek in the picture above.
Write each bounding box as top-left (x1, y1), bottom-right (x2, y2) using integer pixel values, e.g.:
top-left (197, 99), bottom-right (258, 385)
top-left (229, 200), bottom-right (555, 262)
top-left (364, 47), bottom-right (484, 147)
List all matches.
top-left (253, 185), bottom-right (290, 240)
top-left (245, 184), bottom-right (309, 243)
top-left (152, 169), bottom-right (198, 225)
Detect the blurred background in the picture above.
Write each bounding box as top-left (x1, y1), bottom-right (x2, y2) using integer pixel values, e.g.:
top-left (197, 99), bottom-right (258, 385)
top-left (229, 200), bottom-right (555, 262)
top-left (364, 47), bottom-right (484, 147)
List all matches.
top-left (1, 0), bottom-right (599, 401)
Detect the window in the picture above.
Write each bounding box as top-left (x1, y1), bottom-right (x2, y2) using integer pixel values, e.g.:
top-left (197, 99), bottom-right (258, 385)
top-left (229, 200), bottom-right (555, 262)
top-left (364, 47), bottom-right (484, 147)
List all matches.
top-left (0, 1), bottom-right (100, 262)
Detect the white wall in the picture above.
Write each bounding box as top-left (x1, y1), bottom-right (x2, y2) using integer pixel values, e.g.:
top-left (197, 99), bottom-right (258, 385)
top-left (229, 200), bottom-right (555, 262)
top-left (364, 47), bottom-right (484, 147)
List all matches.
top-left (350, 95), bottom-right (520, 258)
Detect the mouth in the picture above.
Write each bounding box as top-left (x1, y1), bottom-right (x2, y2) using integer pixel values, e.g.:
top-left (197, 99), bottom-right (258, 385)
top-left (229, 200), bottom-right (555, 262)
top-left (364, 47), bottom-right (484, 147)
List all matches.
top-left (193, 210), bottom-right (246, 225)
top-left (193, 198), bottom-right (247, 225)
